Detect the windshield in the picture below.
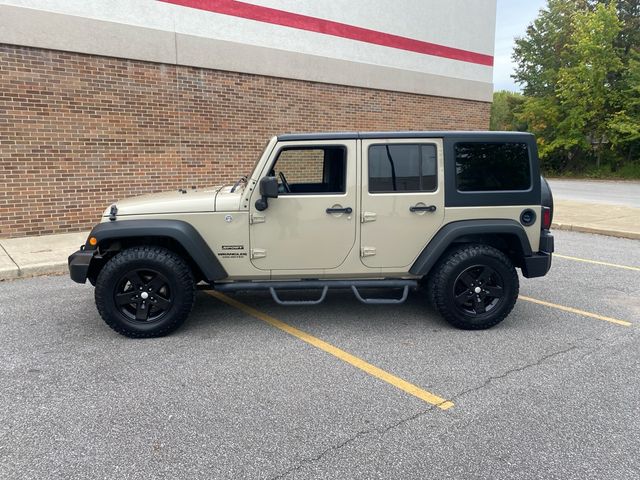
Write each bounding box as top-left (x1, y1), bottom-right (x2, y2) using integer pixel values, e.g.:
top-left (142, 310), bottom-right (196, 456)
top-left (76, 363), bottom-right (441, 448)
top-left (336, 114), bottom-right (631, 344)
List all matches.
top-left (248, 136), bottom-right (277, 180)
top-left (230, 137), bottom-right (276, 192)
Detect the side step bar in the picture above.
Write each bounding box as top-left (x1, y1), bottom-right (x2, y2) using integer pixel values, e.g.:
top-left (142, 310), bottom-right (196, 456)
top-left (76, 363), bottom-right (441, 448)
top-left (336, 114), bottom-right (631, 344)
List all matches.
top-left (270, 286), bottom-right (328, 306)
top-left (350, 285), bottom-right (409, 305)
top-left (211, 279), bottom-right (418, 306)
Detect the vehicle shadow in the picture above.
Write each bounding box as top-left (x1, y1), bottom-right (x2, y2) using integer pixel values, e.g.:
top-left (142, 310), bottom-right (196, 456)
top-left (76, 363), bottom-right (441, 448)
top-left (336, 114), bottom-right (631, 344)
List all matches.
top-left (185, 287), bottom-right (453, 335)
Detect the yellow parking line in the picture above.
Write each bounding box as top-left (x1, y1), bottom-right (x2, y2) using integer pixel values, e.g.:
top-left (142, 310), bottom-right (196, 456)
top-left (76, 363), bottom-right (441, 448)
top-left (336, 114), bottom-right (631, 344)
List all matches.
top-left (519, 295), bottom-right (632, 327)
top-left (554, 254), bottom-right (640, 272)
top-left (206, 290), bottom-right (454, 410)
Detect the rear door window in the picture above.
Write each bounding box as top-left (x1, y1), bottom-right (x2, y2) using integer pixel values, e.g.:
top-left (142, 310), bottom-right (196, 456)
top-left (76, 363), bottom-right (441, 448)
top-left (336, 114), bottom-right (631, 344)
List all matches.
top-left (368, 144), bottom-right (437, 193)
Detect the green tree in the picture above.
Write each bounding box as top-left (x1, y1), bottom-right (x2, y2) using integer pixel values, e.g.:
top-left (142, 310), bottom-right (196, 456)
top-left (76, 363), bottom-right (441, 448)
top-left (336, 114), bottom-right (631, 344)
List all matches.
top-left (512, 0), bottom-right (592, 167)
top-left (609, 0), bottom-right (640, 167)
top-left (513, 0), bottom-right (592, 97)
top-left (608, 55), bottom-right (640, 165)
top-left (490, 91), bottom-right (527, 131)
top-left (616, 0), bottom-right (640, 60)
top-left (555, 3), bottom-right (623, 167)
top-left (512, 0), bottom-right (639, 175)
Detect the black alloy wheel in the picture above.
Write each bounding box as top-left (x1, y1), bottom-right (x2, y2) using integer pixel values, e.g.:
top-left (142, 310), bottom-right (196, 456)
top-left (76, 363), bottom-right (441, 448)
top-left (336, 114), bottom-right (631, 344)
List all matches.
top-left (115, 268), bottom-right (173, 323)
top-left (453, 265), bottom-right (504, 316)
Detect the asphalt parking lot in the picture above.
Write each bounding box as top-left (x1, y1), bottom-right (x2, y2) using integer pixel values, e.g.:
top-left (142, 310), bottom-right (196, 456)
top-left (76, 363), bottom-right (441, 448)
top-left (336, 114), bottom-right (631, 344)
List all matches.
top-left (1, 229), bottom-right (639, 479)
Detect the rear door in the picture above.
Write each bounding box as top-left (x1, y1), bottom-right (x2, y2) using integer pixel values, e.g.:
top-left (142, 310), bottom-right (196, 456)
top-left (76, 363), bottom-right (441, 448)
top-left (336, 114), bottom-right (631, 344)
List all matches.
top-left (360, 138), bottom-right (445, 269)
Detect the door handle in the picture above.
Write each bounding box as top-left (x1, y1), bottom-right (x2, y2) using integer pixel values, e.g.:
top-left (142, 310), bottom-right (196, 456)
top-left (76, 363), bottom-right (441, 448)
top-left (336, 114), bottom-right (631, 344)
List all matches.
top-left (409, 205), bottom-right (437, 213)
top-left (326, 207), bottom-right (353, 214)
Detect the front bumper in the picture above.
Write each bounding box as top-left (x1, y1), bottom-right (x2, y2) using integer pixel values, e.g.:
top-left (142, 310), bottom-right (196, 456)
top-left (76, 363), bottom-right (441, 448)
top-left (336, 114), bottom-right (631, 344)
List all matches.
top-left (68, 247), bottom-right (95, 284)
top-left (521, 230), bottom-right (554, 278)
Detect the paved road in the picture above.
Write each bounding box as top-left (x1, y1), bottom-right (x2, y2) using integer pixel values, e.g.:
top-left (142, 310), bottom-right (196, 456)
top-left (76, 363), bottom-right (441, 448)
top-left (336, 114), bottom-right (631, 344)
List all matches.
top-left (1, 230), bottom-right (639, 479)
top-left (548, 179), bottom-right (640, 208)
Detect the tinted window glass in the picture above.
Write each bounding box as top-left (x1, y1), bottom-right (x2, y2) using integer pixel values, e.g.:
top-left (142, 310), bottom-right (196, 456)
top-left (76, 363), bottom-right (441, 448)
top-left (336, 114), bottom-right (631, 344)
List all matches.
top-left (272, 146), bottom-right (346, 194)
top-left (455, 142), bottom-right (531, 191)
top-left (368, 144), bottom-right (437, 192)
top-left (420, 145), bottom-right (437, 191)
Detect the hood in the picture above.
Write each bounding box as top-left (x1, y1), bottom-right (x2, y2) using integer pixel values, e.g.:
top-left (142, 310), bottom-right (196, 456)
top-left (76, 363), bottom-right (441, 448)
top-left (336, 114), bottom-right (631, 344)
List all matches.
top-left (104, 186), bottom-right (225, 217)
top-left (214, 185), bottom-right (245, 211)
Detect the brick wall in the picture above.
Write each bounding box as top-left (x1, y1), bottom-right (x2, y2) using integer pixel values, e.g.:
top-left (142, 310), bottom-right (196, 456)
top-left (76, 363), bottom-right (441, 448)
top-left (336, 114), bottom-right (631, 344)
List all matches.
top-left (275, 149), bottom-right (325, 184)
top-left (0, 44), bottom-right (490, 238)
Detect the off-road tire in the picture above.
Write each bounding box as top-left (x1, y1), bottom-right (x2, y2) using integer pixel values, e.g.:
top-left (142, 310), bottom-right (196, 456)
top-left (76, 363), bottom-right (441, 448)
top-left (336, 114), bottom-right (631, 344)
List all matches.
top-left (424, 275), bottom-right (437, 308)
top-left (429, 244), bottom-right (519, 330)
top-left (95, 246), bottom-right (195, 338)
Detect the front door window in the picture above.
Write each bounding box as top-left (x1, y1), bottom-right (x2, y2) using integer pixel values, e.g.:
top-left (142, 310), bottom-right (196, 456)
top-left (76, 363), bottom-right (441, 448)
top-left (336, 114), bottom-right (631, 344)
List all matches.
top-left (271, 146), bottom-right (346, 195)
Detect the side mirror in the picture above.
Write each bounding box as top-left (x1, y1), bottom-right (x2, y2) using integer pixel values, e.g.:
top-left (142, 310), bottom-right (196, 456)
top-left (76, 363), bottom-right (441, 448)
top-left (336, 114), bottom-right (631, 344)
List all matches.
top-left (260, 176), bottom-right (279, 198)
top-left (255, 176), bottom-right (278, 211)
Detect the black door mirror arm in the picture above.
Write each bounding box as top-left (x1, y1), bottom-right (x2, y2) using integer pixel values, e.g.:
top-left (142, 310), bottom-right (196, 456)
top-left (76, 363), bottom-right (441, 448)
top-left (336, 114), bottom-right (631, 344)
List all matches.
top-left (255, 176), bottom-right (279, 211)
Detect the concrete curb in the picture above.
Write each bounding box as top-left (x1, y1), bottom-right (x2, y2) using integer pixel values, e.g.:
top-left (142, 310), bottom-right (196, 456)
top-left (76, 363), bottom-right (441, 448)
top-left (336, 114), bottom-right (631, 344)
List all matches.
top-left (0, 231), bottom-right (87, 282)
top-left (0, 244), bottom-right (20, 281)
top-left (0, 262), bottom-right (69, 282)
top-left (551, 222), bottom-right (640, 240)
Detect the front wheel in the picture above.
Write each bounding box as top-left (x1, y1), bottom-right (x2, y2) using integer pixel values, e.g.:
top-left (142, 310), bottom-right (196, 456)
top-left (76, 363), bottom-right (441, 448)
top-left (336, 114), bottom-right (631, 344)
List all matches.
top-left (95, 246), bottom-right (195, 338)
top-left (429, 244), bottom-right (519, 330)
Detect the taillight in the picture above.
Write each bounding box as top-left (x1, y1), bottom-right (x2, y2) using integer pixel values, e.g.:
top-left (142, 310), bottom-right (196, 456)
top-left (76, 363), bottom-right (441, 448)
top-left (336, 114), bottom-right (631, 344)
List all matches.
top-left (542, 206), bottom-right (552, 230)
top-left (540, 177), bottom-right (554, 229)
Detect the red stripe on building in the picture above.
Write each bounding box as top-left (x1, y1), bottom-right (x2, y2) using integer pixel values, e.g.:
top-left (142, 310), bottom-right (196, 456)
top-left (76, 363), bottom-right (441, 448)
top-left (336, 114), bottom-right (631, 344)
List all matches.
top-left (159, 0), bottom-right (493, 66)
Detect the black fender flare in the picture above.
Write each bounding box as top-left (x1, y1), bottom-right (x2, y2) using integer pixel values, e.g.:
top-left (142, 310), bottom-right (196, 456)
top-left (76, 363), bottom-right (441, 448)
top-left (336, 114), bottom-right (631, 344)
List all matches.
top-left (87, 219), bottom-right (228, 281)
top-left (409, 219), bottom-right (533, 276)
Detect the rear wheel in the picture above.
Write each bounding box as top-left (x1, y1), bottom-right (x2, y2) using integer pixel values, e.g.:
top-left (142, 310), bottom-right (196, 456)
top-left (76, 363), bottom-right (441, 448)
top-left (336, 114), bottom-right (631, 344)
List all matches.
top-left (95, 246), bottom-right (195, 338)
top-left (429, 244), bottom-right (518, 329)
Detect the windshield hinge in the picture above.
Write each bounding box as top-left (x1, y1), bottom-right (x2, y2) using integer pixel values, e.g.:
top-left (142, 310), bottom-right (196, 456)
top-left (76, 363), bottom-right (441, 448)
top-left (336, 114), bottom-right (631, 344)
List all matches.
top-left (250, 213), bottom-right (266, 224)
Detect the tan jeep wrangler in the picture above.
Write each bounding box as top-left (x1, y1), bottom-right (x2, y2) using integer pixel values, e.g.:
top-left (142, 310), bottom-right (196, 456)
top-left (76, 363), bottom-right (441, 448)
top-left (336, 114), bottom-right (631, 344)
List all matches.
top-left (69, 131), bottom-right (554, 337)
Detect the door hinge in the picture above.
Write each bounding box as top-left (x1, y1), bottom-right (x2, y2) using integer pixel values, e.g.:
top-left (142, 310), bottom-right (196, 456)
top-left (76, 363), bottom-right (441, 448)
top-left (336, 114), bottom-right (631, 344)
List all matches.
top-left (250, 213), bottom-right (266, 224)
top-left (250, 248), bottom-right (267, 259)
top-left (360, 246), bottom-right (377, 257)
top-left (361, 211), bottom-right (377, 223)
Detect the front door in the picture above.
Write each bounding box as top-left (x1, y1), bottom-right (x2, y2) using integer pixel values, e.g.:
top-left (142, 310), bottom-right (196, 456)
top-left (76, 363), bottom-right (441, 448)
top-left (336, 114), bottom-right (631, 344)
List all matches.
top-left (249, 140), bottom-right (357, 271)
top-left (360, 138), bottom-right (445, 269)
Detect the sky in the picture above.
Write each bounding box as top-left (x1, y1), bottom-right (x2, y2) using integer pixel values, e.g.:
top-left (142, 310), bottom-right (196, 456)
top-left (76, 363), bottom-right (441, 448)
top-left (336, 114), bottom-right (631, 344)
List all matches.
top-left (493, 0), bottom-right (548, 91)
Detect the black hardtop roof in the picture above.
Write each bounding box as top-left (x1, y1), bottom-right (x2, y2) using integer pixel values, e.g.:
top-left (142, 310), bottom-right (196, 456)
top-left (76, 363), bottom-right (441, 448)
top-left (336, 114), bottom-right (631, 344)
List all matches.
top-left (277, 131), bottom-right (534, 142)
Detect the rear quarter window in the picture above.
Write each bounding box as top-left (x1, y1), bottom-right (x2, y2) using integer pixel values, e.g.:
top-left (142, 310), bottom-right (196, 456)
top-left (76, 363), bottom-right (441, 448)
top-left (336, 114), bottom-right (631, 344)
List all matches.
top-left (455, 142), bottom-right (531, 191)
